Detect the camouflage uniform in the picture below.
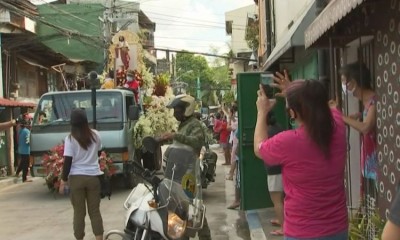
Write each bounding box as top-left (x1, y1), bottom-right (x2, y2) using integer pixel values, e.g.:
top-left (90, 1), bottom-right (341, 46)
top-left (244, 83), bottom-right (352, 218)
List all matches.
top-left (173, 116), bottom-right (212, 240)
top-left (174, 116), bottom-right (206, 155)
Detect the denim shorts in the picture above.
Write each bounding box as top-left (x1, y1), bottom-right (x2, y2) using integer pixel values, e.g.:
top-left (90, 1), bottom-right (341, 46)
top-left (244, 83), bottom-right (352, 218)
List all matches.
top-left (284, 231), bottom-right (348, 240)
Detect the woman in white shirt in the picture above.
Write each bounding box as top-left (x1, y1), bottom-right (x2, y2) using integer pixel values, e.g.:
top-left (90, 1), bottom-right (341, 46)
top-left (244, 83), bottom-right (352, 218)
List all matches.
top-left (60, 109), bottom-right (103, 240)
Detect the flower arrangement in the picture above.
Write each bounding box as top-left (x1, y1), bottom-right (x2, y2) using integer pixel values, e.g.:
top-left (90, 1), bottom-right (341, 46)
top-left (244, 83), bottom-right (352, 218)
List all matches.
top-left (132, 89), bottom-right (177, 148)
top-left (99, 151), bottom-right (117, 177)
top-left (42, 143), bottom-right (116, 194)
top-left (153, 73), bottom-right (170, 97)
top-left (139, 64), bottom-right (154, 90)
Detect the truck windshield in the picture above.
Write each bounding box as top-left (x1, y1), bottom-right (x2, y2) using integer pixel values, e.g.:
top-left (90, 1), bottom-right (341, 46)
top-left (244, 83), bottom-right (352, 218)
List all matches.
top-left (32, 92), bottom-right (123, 126)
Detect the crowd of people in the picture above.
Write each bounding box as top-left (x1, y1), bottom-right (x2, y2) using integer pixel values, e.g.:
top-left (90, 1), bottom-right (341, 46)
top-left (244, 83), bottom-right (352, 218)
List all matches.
top-left (4, 60), bottom-right (400, 239)
top-left (203, 61), bottom-right (399, 239)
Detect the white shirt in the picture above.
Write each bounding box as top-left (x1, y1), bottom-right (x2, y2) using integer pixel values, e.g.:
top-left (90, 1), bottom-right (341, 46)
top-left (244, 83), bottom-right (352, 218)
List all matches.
top-left (64, 129), bottom-right (103, 176)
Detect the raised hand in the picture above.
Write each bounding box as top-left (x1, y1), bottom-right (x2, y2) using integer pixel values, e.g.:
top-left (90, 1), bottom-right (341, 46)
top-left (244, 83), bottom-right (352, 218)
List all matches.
top-left (272, 69), bottom-right (291, 98)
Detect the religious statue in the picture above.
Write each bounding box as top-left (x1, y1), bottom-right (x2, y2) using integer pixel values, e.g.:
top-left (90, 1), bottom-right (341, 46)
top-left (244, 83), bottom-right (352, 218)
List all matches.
top-left (115, 36), bottom-right (130, 70)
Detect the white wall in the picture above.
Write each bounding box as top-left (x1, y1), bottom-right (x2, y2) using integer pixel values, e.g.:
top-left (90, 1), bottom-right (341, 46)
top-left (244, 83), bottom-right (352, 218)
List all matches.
top-left (225, 4), bottom-right (257, 54)
top-left (342, 46), bottom-right (362, 210)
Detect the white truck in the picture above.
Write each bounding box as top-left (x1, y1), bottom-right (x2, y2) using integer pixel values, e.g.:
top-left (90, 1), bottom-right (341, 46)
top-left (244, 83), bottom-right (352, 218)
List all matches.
top-left (30, 89), bottom-right (141, 188)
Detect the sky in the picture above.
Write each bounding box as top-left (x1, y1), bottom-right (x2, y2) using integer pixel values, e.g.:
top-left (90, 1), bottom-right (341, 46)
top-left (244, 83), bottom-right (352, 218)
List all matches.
top-left (30, 0), bottom-right (255, 57)
top-left (139, 0), bottom-right (254, 56)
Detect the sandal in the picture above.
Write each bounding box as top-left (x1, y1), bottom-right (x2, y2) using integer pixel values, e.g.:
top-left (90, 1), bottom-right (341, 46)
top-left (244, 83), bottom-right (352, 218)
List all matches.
top-left (270, 219), bottom-right (281, 226)
top-left (270, 229), bottom-right (284, 236)
top-left (227, 202), bottom-right (240, 209)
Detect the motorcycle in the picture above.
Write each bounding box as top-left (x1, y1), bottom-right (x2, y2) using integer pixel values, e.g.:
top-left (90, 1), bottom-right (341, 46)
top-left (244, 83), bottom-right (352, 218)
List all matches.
top-left (149, 135), bottom-right (217, 190)
top-left (104, 138), bottom-right (206, 240)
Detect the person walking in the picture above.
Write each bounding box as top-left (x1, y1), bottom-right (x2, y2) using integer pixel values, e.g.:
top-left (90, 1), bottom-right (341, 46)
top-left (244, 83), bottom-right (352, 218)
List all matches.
top-left (15, 119), bottom-right (31, 182)
top-left (60, 109), bottom-right (104, 240)
top-left (254, 71), bottom-right (348, 239)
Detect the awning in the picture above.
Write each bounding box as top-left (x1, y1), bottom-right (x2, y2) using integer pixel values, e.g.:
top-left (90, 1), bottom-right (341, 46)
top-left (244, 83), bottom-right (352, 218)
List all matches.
top-left (18, 56), bottom-right (48, 69)
top-left (305, 0), bottom-right (365, 48)
top-left (0, 98), bottom-right (36, 108)
top-left (262, 1), bottom-right (317, 71)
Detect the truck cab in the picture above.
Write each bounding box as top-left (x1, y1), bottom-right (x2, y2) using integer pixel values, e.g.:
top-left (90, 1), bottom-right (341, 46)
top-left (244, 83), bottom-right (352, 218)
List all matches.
top-left (30, 89), bottom-right (140, 188)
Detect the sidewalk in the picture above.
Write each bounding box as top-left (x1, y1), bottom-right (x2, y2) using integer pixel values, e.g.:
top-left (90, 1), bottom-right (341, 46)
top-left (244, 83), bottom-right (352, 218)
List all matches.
top-left (246, 208), bottom-right (283, 240)
top-left (213, 143), bottom-right (283, 240)
top-left (0, 176), bottom-right (41, 191)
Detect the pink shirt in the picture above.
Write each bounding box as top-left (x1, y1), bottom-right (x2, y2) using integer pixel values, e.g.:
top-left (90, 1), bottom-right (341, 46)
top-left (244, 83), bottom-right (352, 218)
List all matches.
top-left (259, 108), bottom-right (347, 238)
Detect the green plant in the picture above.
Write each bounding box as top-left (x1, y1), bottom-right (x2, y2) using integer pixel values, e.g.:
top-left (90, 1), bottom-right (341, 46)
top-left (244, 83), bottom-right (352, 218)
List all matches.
top-left (245, 19), bottom-right (259, 50)
top-left (348, 207), bottom-right (385, 240)
top-left (222, 90), bottom-right (235, 105)
top-left (153, 73), bottom-right (170, 96)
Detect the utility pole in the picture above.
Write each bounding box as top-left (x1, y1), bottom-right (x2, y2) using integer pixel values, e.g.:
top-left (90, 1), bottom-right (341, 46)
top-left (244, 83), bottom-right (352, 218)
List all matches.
top-left (101, 0), bottom-right (114, 71)
top-left (196, 76), bottom-right (201, 101)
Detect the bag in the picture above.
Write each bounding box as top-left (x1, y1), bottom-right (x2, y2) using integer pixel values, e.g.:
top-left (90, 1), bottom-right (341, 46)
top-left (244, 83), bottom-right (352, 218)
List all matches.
top-left (98, 174), bottom-right (112, 200)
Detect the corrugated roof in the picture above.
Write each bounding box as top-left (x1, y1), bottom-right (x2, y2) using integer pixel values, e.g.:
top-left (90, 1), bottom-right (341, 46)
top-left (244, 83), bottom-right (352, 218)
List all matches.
top-left (0, 98), bottom-right (36, 108)
top-left (4, 0), bottom-right (38, 16)
top-left (36, 3), bottom-right (104, 64)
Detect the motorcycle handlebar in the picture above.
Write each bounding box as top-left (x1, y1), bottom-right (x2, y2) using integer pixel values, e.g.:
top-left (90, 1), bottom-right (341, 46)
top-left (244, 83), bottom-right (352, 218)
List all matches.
top-left (131, 161), bottom-right (161, 187)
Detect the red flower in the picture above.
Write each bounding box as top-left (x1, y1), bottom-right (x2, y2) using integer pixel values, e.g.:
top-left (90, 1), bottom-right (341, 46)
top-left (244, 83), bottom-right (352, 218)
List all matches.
top-left (42, 143), bottom-right (116, 193)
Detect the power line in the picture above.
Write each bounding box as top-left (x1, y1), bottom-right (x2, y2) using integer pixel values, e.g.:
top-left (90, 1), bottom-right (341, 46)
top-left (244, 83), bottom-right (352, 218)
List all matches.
top-left (114, 3), bottom-right (252, 28)
top-left (146, 47), bottom-right (256, 62)
top-left (37, 0), bottom-right (99, 28)
top-left (0, 1), bottom-right (100, 44)
top-left (0, 1), bottom-right (103, 47)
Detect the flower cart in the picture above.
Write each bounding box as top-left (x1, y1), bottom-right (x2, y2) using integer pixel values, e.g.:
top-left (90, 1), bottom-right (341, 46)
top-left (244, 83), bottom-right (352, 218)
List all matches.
top-left (131, 73), bottom-right (178, 171)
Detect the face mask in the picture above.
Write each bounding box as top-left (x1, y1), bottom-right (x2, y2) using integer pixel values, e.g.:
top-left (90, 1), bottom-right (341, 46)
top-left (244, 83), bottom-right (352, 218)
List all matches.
top-left (127, 77), bottom-right (133, 82)
top-left (342, 82), bottom-right (355, 94)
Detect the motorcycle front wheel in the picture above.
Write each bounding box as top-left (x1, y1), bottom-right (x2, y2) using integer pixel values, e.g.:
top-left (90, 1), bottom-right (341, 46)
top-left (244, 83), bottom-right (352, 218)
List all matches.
top-left (104, 229), bottom-right (131, 240)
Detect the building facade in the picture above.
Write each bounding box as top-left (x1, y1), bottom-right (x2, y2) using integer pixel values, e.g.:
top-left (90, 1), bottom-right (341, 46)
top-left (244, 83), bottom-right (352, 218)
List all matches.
top-left (225, 4), bottom-right (257, 92)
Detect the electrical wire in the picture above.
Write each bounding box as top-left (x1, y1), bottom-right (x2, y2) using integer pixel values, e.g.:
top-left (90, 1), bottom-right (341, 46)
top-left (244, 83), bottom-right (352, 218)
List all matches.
top-left (0, 1), bottom-right (104, 48)
top-left (37, 0), bottom-right (100, 28)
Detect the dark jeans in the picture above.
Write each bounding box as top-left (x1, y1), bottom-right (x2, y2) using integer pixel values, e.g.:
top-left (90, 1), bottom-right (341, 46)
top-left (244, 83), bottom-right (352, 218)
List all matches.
top-left (16, 154), bottom-right (30, 182)
top-left (284, 231), bottom-right (348, 240)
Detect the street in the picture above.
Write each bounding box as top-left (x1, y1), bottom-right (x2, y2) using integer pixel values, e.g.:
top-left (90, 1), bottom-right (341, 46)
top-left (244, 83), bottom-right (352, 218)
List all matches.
top-left (0, 146), bottom-right (250, 240)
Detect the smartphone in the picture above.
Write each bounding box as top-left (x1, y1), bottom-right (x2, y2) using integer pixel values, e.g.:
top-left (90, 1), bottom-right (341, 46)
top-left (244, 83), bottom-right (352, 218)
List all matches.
top-left (260, 73), bottom-right (276, 99)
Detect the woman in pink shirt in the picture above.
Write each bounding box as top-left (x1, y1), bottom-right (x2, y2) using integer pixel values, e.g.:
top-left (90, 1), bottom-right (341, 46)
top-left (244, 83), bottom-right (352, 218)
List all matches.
top-left (254, 72), bottom-right (348, 239)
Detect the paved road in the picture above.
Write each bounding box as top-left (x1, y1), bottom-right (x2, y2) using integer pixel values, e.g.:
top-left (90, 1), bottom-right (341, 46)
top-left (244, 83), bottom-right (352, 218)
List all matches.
top-left (0, 146), bottom-right (250, 240)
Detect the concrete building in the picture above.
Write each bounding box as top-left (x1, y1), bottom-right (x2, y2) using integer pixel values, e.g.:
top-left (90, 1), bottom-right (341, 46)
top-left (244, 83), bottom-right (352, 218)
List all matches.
top-left (225, 4), bottom-right (257, 92)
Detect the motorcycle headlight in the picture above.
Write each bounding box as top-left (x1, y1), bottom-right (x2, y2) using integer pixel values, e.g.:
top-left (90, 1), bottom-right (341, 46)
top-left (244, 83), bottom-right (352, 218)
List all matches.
top-left (167, 211), bottom-right (187, 239)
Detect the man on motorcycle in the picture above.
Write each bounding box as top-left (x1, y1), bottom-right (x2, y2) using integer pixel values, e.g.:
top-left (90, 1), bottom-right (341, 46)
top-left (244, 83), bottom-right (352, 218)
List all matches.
top-left (161, 94), bottom-right (212, 240)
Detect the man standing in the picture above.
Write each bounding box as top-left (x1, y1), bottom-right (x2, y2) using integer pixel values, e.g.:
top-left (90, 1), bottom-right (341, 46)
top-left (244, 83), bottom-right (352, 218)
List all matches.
top-left (161, 94), bottom-right (212, 240)
top-left (15, 119), bottom-right (31, 182)
top-left (124, 70), bottom-right (140, 103)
